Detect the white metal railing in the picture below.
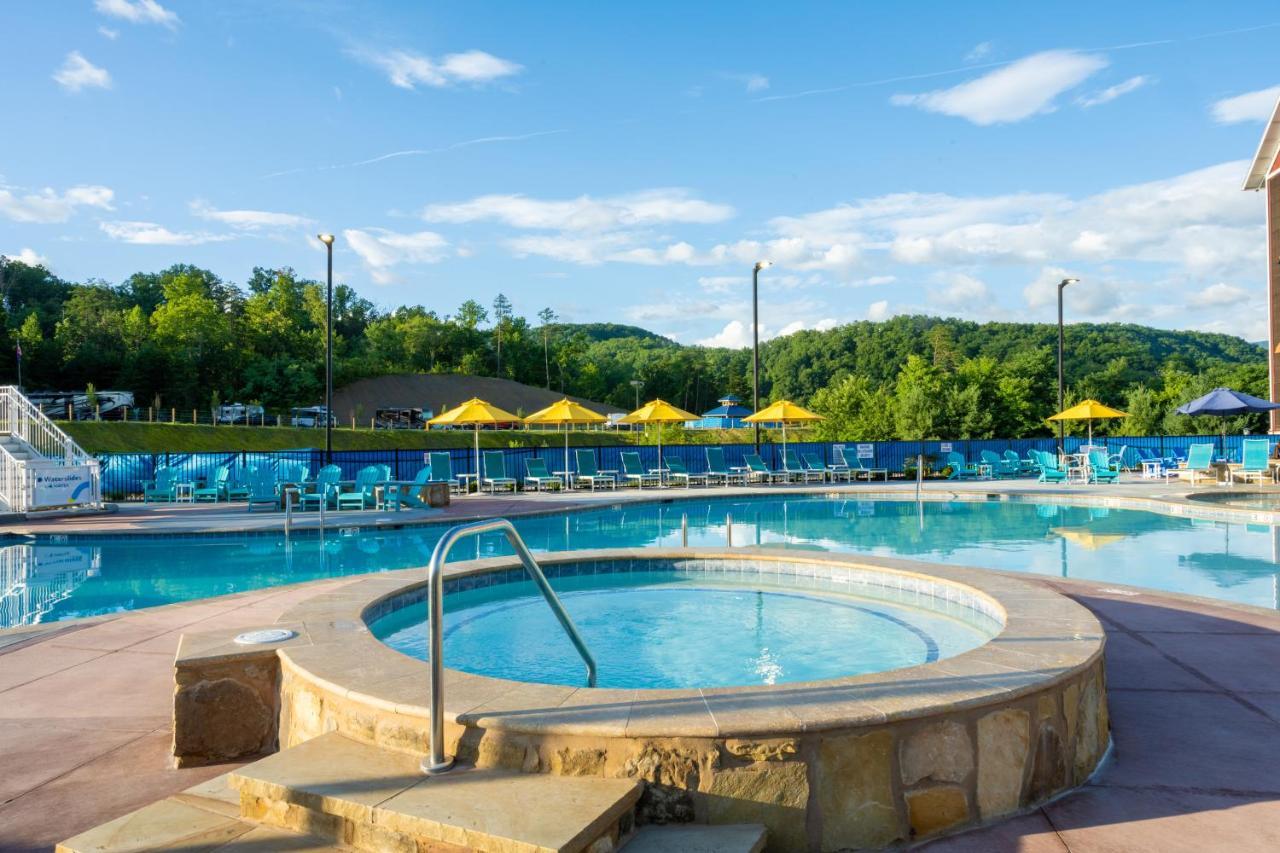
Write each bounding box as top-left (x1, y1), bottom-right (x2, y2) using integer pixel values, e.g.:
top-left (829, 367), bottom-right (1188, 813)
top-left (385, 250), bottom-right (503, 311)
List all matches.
top-left (0, 386), bottom-right (101, 511)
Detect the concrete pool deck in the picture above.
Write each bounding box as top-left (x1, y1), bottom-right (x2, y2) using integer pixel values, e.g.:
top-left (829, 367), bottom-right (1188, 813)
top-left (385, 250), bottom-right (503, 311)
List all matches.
top-left (3, 479), bottom-right (1280, 850)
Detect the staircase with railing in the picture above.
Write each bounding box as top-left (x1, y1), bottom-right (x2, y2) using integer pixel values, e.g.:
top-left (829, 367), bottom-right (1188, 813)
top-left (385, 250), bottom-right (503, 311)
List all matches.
top-left (0, 386), bottom-right (101, 512)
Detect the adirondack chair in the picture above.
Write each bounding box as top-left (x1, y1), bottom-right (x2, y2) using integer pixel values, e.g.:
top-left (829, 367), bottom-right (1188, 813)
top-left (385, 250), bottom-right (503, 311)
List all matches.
top-left (1034, 451), bottom-right (1069, 484)
top-left (1087, 450), bottom-right (1120, 484)
top-left (245, 467), bottom-right (279, 512)
top-left (336, 465), bottom-right (388, 510)
top-left (946, 452), bottom-right (979, 480)
top-left (386, 465), bottom-right (437, 508)
top-left (143, 467), bottom-right (179, 503)
top-left (192, 466), bottom-right (228, 502)
top-left (299, 465), bottom-right (342, 510)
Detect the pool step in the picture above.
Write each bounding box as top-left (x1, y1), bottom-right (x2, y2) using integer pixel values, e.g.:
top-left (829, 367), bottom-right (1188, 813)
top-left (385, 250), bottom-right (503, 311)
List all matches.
top-left (621, 823), bottom-right (768, 852)
top-left (229, 732), bottom-right (644, 852)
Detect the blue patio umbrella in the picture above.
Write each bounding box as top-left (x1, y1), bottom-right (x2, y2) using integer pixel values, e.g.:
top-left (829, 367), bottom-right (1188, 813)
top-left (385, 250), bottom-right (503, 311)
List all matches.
top-left (1175, 387), bottom-right (1280, 455)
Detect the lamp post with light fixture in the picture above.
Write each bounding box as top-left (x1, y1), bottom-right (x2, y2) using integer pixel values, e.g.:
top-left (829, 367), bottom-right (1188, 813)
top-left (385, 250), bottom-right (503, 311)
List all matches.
top-left (752, 260), bottom-right (773, 452)
top-left (318, 234), bottom-right (335, 465)
top-left (1057, 277), bottom-right (1080, 452)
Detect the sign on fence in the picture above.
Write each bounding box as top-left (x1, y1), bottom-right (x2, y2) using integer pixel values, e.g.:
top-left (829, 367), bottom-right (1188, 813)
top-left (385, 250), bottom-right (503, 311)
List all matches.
top-left (856, 443), bottom-right (874, 459)
top-left (940, 442), bottom-right (953, 453)
top-left (31, 465), bottom-right (95, 508)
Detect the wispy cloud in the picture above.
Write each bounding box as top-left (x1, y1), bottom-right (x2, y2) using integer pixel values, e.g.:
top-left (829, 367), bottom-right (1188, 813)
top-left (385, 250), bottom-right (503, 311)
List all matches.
top-left (0, 183), bottom-right (114, 223)
top-left (1211, 84), bottom-right (1280, 124)
top-left (189, 200), bottom-right (314, 230)
top-left (350, 47), bottom-right (522, 90)
top-left (1077, 75), bottom-right (1150, 108)
top-left (343, 228), bottom-right (450, 283)
top-left (718, 72), bottom-right (769, 93)
top-left (965, 42), bottom-right (992, 62)
top-left (100, 220), bottom-right (233, 246)
top-left (423, 189), bottom-right (734, 231)
top-left (94, 0), bottom-right (179, 28)
top-left (53, 52), bottom-right (112, 92)
top-left (347, 129), bottom-right (566, 168)
top-left (1190, 282), bottom-right (1250, 307)
top-left (98, 26), bottom-right (119, 40)
top-left (891, 50), bottom-right (1107, 125)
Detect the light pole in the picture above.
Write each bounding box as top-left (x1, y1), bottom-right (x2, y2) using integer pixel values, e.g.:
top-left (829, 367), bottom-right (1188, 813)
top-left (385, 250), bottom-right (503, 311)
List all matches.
top-left (752, 260), bottom-right (772, 452)
top-left (318, 234), bottom-right (335, 465)
top-left (1057, 277), bottom-right (1079, 452)
top-left (629, 379), bottom-right (643, 411)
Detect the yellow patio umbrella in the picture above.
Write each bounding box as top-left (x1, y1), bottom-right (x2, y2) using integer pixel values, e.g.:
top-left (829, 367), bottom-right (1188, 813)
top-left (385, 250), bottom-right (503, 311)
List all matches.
top-left (1047, 399), bottom-right (1128, 445)
top-left (524, 398), bottom-right (607, 486)
top-left (743, 400), bottom-right (824, 459)
top-left (618, 399), bottom-right (700, 475)
top-left (428, 398), bottom-right (522, 489)
top-left (1052, 527), bottom-right (1127, 550)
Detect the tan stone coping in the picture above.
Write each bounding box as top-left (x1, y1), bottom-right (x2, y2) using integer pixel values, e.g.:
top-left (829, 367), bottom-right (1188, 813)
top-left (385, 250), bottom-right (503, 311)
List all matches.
top-left (253, 548), bottom-right (1104, 740)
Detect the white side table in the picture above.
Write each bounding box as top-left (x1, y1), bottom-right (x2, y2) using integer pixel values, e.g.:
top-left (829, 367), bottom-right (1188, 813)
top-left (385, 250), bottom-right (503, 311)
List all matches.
top-left (175, 482), bottom-right (195, 503)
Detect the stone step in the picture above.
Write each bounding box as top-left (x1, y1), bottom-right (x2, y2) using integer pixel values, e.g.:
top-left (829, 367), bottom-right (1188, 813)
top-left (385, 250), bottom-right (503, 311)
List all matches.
top-left (621, 824), bottom-right (768, 853)
top-left (56, 774), bottom-right (344, 853)
top-left (229, 732), bottom-right (643, 853)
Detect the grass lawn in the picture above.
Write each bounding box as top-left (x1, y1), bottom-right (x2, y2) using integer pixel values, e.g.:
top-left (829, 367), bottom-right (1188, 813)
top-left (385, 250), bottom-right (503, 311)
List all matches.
top-left (62, 422), bottom-right (637, 454)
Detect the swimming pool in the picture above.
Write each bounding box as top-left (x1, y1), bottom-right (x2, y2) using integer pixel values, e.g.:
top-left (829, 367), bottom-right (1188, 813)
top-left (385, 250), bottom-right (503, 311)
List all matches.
top-left (370, 566), bottom-right (1002, 689)
top-left (4, 494), bottom-right (1279, 628)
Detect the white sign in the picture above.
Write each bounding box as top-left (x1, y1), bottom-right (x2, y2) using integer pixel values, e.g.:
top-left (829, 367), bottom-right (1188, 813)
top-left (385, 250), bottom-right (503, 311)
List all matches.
top-left (31, 466), bottom-right (94, 508)
top-left (856, 443), bottom-right (874, 459)
top-left (939, 442), bottom-right (953, 453)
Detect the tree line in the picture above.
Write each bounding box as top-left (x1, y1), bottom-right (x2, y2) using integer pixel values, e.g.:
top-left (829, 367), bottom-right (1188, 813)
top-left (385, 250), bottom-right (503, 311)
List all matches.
top-left (0, 257), bottom-right (1266, 438)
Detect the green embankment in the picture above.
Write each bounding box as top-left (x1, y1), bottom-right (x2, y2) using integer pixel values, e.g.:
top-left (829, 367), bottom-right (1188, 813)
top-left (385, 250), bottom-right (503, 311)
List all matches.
top-left (61, 422), bottom-right (636, 454)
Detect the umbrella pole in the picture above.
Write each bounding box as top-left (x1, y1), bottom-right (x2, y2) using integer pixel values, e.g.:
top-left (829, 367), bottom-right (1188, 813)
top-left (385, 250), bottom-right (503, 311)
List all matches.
top-left (564, 427), bottom-right (570, 490)
top-left (474, 425), bottom-right (480, 494)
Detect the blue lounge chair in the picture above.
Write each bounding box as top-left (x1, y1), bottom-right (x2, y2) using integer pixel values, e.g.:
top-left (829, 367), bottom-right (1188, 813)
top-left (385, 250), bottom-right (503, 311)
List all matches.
top-left (192, 466), bottom-right (227, 502)
top-left (1035, 451), bottom-right (1068, 484)
top-left (573, 449), bottom-right (617, 490)
top-left (245, 467), bottom-right (279, 512)
top-left (803, 451), bottom-right (849, 482)
top-left (664, 455), bottom-right (707, 487)
top-left (429, 452), bottom-right (463, 494)
top-left (143, 467), bottom-right (179, 503)
top-left (779, 450), bottom-right (821, 483)
top-left (1232, 438), bottom-right (1274, 485)
top-left (744, 453), bottom-right (786, 483)
top-left (946, 452), bottom-right (979, 480)
top-left (980, 450), bottom-right (1020, 478)
top-left (1087, 450), bottom-right (1120, 484)
top-left (524, 458), bottom-right (563, 492)
top-left (705, 447), bottom-right (747, 486)
top-left (1167, 443), bottom-right (1216, 485)
top-left (620, 451), bottom-right (660, 488)
top-left (482, 451), bottom-right (517, 493)
top-left (300, 465), bottom-right (342, 509)
top-left (336, 465), bottom-right (388, 510)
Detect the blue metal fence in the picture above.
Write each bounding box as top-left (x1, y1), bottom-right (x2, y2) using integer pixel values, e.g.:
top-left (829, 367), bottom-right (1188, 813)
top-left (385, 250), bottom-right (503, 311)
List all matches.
top-left (95, 433), bottom-right (1261, 501)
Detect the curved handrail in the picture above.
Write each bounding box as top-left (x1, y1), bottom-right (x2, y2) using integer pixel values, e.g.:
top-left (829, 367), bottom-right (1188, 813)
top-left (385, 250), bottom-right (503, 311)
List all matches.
top-left (423, 518), bottom-right (597, 774)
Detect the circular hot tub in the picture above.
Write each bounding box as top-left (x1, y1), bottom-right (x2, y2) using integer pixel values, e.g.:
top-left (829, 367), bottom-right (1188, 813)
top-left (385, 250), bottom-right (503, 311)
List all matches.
top-left (254, 548), bottom-right (1107, 850)
top-left (369, 560), bottom-right (1003, 689)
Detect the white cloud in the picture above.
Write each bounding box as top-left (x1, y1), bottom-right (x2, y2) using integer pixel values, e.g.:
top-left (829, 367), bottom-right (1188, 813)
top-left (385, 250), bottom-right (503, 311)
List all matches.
top-left (53, 52), bottom-right (112, 92)
top-left (720, 72), bottom-right (769, 93)
top-left (4, 248), bottom-right (48, 267)
top-left (98, 26), bottom-right (119, 40)
top-left (94, 0), bottom-right (178, 28)
top-left (189, 200), bottom-right (315, 230)
top-left (354, 48), bottom-right (521, 90)
top-left (344, 228), bottom-right (449, 283)
top-left (697, 275), bottom-right (747, 293)
top-left (0, 183), bottom-right (114, 223)
top-left (1211, 85), bottom-right (1280, 124)
top-left (848, 275), bottom-right (896, 288)
top-left (423, 189), bottom-right (733, 231)
top-left (1190, 282), bottom-right (1250, 307)
top-left (698, 320), bottom-right (754, 348)
top-left (1077, 75), bottom-right (1149, 108)
top-left (867, 300), bottom-right (891, 321)
top-left (100, 220), bottom-right (233, 246)
top-left (891, 50), bottom-right (1107, 125)
top-left (930, 272), bottom-right (993, 311)
top-left (965, 42), bottom-right (992, 62)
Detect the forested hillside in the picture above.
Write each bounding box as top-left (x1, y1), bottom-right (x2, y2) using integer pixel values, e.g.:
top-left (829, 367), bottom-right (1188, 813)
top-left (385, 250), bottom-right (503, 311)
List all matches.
top-left (0, 258), bottom-right (1265, 440)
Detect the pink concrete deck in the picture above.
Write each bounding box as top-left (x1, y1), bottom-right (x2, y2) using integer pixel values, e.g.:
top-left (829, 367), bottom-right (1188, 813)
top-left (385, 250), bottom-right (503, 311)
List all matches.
top-left (1, 570), bottom-right (1279, 851)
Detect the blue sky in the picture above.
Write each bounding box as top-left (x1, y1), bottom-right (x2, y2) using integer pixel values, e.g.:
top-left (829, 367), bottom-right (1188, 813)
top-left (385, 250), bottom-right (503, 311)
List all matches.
top-left (4, 1), bottom-right (1280, 346)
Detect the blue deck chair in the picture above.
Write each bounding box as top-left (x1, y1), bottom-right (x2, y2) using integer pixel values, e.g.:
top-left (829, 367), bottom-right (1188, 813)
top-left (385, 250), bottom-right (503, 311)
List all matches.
top-left (744, 453), bottom-right (786, 483)
top-left (1003, 450), bottom-right (1034, 477)
top-left (1035, 451), bottom-right (1068, 484)
top-left (946, 452), bottom-right (979, 480)
top-left (482, 451), bottom-right (517, 493)
top-left (573, 449), bottom-right (617, 490)
top-left (845, 454), bottom-right (889, 482)
top-left (300, 465), bottom-right (342, 509)
top-left (524, 458), bottom-right (563, 491)
top-left (336, 465), bottom-right (388, 510)
top-left (245, 467), bottom-right (279, 512)
top-left (192, 466), bottom-right (227, 502)
top-left (429, 452), bottom-right (463, 494)
top-left (664, 455), bottom-right (707, 487)
top-left (384, 465), bottom-right (436, 509)
top-left (1231, 438), bottom-right (1274, 484)
top-left (143, 467), bottom-right (179, 503)
top-left (705, 447), bottom-right (747, 486)
top-left (1166, 443), bottom-right (1215, 485)
top-left (620, 451), bottom-right (660, 488)
top-left (803, 451), bottom-right (849, 482)
top-left (1087, 450), bottom-right (1120, 484)
top-left (980, 450), bottom-right (1019, 478)
top-left (782, 450), bottom-right (823, 483)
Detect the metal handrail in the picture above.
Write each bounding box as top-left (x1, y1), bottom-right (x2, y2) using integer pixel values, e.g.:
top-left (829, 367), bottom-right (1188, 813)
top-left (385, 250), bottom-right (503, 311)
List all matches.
top-left (422, 518), bottom-right (597, 775)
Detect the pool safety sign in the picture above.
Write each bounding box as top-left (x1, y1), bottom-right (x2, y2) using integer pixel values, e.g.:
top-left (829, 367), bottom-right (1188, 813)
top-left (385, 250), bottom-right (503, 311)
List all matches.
top-left (856, 443), bottom-right (875, 459)
top-left (31, 466), bottom-right (95, 507)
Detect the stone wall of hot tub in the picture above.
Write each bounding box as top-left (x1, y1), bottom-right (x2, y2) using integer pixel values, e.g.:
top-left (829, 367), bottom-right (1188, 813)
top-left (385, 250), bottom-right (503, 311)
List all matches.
top-left (270, 551), bottom-right (1109, 851)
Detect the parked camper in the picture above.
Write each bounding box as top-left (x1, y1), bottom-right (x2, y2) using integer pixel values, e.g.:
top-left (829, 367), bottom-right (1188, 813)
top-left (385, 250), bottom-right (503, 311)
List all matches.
top-left (289, 406), bottom-right (336, 427)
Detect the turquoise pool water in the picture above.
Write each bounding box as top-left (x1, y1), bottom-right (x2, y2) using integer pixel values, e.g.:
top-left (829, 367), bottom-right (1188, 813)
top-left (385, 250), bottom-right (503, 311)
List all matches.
top-left (370, 570), bottom-right (1000, 688)
top-left (3, 495), bottom-right (1279, 628)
